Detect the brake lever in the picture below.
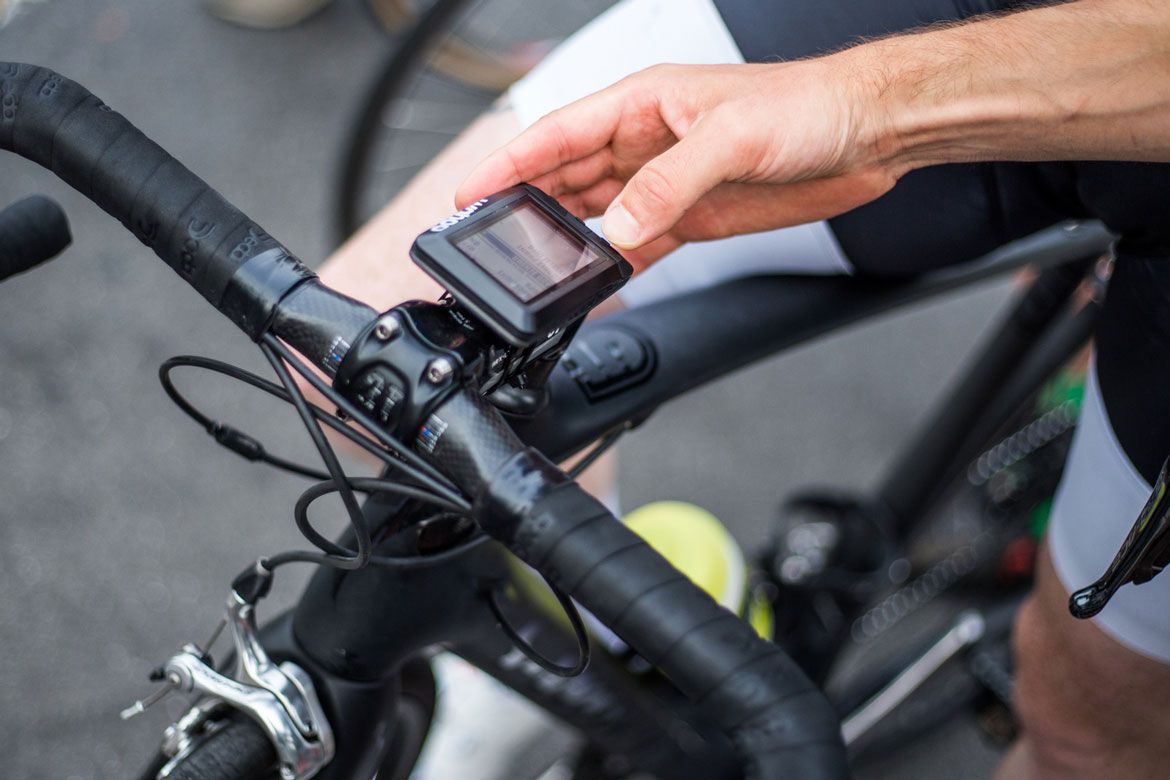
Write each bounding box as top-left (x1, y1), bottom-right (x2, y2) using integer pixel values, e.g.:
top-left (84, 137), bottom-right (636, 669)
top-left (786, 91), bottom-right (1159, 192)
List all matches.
top-left (1070, 457), bottom-right (1170, 619)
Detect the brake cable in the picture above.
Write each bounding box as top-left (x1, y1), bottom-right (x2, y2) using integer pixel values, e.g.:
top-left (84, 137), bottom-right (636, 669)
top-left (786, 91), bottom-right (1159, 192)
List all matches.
top-left (487, 574), bottom-right (592, 677)
top-left (161, 355), bottom-right (332, 481)
top-left (159, 337), bottom-right (475, 575)
top-left (161, 335), bottom-right (590, 675)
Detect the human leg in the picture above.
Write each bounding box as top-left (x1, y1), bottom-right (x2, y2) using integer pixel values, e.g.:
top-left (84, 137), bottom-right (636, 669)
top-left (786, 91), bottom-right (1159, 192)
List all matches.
top-left (998, 540), bottom-right (1170, 780)
top-left (1000, 407), bottom-right (1170, 780)
top-left (999, 241), bottom-right (1170, 779)
top-left (319, 107), bottom-right (520, 310)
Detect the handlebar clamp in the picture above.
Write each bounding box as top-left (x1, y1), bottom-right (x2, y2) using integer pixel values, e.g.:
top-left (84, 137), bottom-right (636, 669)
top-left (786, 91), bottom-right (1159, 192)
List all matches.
top-left (334, 302), bottom-right (475, 442)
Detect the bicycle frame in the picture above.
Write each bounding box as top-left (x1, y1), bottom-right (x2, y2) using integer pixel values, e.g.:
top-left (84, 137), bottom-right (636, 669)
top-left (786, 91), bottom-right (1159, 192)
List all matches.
top-left (0, 58), bottom-right (1112, 779)
top-left (251, 221), bottom-right (1110, 779)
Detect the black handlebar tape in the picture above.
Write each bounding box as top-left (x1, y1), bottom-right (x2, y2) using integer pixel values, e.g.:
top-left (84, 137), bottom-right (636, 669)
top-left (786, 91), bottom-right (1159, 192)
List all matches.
top-left (0, 62), bottom-right (312, 338)
top-left (486, 453), bottom-right (847, 778)
top-left (426, 393), bottom-right (848, 779)
top-left (0, 194), bottom-right (71, 281)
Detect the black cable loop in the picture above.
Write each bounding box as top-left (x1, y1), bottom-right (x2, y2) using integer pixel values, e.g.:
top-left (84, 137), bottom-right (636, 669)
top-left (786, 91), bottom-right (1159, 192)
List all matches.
top-left (263, 336), bottom-right (464, 502)
top-left (293, 477), bottom-right (466, 552)
top-left (259, 340), bottom-right (373, 571)
top-left (293, 477), bottom-right (490, 570)
top-left (160, 354), bottom-right (331, 479)
top-left (159, 355), bottom-right (464, 504)
top-left (160, 342), bottom-right (481, 578)
top-left (486, 575), bottom-right (591, 677)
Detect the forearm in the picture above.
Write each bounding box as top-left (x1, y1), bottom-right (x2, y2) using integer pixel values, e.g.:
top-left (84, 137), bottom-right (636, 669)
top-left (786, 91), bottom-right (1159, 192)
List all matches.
top-left (848, 0), bottom-right (1170, 172)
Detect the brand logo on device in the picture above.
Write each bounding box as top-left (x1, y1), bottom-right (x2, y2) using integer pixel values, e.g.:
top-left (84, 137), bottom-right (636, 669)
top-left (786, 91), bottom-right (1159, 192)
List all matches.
top-left (428, 199), bottom-right (489, 233)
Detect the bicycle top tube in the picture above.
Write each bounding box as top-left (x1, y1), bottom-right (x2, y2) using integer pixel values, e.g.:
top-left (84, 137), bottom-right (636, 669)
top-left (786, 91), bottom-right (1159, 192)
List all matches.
top-left (512, 221), bottom-right (1111, 461)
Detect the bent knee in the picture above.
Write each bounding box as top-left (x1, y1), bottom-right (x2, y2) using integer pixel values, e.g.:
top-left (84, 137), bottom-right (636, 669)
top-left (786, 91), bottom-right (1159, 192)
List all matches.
top-left (1011, 551), bottom-right (1170, 776)
top-left (1011, 596), bottom-right (1111, 769)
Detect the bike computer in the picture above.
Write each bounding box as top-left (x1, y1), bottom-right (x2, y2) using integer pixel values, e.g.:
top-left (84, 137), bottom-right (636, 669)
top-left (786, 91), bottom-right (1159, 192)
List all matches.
top-left (410, 184), bottom-right (632, 347)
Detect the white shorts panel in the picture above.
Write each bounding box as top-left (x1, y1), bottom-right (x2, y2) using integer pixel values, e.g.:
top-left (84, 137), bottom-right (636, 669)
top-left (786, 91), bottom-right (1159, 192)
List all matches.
top-left (616, 222), bottom-right (852, 307)
top-left (507, 0), bottom-right (852, 306)
top-left (508, 0), bottom-right (744, 129)
top-left (1048, 363), bottom-right (1170, 663)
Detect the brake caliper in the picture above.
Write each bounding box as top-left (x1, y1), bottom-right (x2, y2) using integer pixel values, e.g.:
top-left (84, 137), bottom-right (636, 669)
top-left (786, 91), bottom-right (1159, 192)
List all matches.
top-left (122, 571), bottom-right (334, 780)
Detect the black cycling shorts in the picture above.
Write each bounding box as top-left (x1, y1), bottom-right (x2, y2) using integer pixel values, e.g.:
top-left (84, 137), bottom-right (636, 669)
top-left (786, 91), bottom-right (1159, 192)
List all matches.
top-left (714, 0), bottom-right (1170, 489)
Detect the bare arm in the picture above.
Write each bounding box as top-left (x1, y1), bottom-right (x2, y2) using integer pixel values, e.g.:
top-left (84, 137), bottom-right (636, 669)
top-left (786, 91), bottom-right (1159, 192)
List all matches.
top-left (872, 0), bottom-right (1170, 168)
top-left (457, 0), bottom-right (1170, 263)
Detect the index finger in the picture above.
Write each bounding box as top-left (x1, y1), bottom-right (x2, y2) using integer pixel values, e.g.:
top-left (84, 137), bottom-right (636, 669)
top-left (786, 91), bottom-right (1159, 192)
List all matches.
top-left (455, 86), bottom-right (624, 207)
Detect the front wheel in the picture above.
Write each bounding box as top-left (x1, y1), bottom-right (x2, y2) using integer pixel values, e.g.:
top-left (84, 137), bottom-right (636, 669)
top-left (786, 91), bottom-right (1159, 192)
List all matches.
top-left (137, 657), bottom-right (437, 780)
top-left (138, 712), bottom-right (278, 780)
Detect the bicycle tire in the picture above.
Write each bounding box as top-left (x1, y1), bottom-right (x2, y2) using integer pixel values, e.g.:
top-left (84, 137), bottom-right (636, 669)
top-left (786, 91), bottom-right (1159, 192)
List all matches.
top-left (335, 0), bottom-right (616, 244)
top-left (138, 712), bottom-right (279, 780)
top-left (365, 0), bottom-right (536, 90)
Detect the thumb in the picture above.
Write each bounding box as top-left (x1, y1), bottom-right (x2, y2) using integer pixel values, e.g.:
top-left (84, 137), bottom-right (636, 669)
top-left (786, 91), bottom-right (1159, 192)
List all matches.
top-left (601, 119), bottom-right (737, 249)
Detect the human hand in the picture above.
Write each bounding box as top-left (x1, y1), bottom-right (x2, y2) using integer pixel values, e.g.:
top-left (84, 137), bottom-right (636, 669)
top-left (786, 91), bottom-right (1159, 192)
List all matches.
top-left (456, 57), bottom-right (901, 268)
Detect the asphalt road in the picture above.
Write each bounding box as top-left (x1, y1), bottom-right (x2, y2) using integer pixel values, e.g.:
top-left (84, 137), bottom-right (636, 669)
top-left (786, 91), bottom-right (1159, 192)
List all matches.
top-left (0, 1), bottom-right (1009, 777)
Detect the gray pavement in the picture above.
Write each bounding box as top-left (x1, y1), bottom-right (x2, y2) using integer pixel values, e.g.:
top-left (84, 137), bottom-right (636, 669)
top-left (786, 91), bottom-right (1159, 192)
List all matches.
top-left (0, 1), bottom-right (1008, 777)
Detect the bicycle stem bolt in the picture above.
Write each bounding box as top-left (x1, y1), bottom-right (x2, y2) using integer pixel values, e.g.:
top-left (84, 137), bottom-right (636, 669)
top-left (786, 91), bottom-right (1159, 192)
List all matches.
top-left (426, 357), bottom-right (454, 385)
top-left (373, 314), bottom-right (401, 341)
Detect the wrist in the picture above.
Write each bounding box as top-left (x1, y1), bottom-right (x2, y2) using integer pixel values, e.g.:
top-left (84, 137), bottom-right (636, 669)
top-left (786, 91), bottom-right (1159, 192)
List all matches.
top-left (871, 37), bottom-right (1068, 172)
top-left (834, 32), bottom-right (1052, 176)
top-left (822, 48), bottom-right (916, 177)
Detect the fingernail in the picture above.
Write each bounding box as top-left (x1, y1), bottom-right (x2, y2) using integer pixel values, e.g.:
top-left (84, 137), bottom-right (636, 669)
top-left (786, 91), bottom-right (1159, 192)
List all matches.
top-left (602, 203), bottom-right (642, 248)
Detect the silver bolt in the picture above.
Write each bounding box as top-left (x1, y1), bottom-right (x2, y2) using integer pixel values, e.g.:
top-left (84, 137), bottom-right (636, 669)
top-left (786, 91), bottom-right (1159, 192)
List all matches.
top-left (779, 555), bottom-right (813, 584)
top-left (373, 315), bottom-right (401, 341)
top-left (425, 357), bottom-right (455, 385)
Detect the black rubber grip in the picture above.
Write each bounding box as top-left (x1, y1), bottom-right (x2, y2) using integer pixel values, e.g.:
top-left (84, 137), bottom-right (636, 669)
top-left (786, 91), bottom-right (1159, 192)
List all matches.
top-left (0, 194), bottom-right (71, 281)
top-left (0, 62), bottom-right (313, 337)
top-left (475, 448), bottom-right (849, 779)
